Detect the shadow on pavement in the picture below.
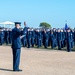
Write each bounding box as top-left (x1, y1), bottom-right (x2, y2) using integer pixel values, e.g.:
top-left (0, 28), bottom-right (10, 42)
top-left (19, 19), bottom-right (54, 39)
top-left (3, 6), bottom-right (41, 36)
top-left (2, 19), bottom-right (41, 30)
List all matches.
top-left (0, 68), bottom-right (13, 72)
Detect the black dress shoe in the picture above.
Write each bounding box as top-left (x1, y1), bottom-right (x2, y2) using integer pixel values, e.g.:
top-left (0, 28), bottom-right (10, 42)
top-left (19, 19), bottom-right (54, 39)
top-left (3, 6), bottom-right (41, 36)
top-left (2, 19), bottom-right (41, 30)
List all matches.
top-left (13, 69), bottom-right (22, 72)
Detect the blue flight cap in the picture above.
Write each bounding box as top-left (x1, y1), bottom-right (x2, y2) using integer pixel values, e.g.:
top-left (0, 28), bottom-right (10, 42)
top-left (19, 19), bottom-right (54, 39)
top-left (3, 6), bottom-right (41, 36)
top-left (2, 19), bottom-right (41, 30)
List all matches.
top-left (14, 22), bottom-right (21, 26)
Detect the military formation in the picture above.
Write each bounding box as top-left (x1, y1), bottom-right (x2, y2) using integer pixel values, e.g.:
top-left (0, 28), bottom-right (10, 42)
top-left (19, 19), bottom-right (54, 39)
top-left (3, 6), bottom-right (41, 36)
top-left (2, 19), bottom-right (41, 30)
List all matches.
top-left (0, 22), bottom-right (75, 72)
top-left (0, 25), bottom-right (75, 52)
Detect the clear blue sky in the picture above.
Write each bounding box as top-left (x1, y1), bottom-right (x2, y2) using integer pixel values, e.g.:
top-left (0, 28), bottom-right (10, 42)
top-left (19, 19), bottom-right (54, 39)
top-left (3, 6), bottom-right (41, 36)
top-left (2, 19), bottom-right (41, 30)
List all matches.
top-left (0, 0), bottom-right (75, 28)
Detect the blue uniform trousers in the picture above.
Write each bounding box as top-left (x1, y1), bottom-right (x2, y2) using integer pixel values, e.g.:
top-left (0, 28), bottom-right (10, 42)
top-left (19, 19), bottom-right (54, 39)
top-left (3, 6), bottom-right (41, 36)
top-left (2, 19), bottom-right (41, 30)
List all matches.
top-left (44, 39), bottom-right (48, 48)
top-left (27, 38), bottom-right (31, 48)
top-left (57, 40), bottom-right (61, 50)
top-left (51, 38), bottom-right (57, 49)
top-left (37, 39), bottom-right (42, 48)
top-left (31, 38), bottom-right (35, 47)
top-left (22, 38), bottom-right (27, 47)
top-left (67, 41), bottom-right (71, 52)
top-left (0, 37), bottom-right (3, 45)
top-left (6, 37), bottom-right (9, 44)
top-left (12, 48), bottom-right (21, 70)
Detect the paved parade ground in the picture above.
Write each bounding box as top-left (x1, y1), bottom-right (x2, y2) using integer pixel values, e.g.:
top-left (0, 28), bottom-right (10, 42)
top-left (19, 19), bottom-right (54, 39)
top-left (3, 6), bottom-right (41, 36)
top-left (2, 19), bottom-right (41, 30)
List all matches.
top-left (0, 46), bottom-right (75, 75)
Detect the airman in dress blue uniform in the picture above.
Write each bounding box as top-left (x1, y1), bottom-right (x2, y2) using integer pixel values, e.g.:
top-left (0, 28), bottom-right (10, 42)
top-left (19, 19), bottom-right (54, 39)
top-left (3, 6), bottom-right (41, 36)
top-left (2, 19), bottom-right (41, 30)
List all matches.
top-left (57, 29), bottom-right (62, 50)
top-left (53, 28), bottom-right (57, 47)
top-left (37, 30), bottom-right (42, 48)
top-left (34, 30), bottom-right (38, 46)
top-left (70, 30), bottom-right (74, 48)
top-left (66, 29), bottom-right (72, 52)
top-left (74, 29), bottom-right (75, 46)
top-left (9, 28), bottom-right (12, 44)
top-left (5, 28), bottom-right (9, 44)
top-left (0, 28), bottom-right (4, 45)
top-left (22, 22), bottom-right (28, 47)
top-left (63, 30), bottom-right (67, 47)
top-left (50, 30), bottom-right (56, 49)
top-left (31, 29), bottom-right (35, 47)
top-left (43, 30), bottom-right (49, 48)
top-left (26, 28), bottom-right (32, 48)
top-left (60, 29), bottom-right (65, 48)
top-left (11, 22), bottom-right (22, 71)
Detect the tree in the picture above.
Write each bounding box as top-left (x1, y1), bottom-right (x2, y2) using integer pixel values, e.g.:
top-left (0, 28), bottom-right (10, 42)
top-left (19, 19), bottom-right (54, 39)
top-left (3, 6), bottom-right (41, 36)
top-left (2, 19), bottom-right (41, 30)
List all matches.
top-left (39, 22), bottom-right (51, 28)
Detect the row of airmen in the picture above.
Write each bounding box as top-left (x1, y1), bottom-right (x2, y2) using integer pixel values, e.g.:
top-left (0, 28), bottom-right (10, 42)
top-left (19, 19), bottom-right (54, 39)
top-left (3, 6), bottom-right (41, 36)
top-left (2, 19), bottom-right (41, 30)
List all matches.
top-left (0, 27), bottom-right (75, 52)
top-left (0, 28), bottom-right (12, 45)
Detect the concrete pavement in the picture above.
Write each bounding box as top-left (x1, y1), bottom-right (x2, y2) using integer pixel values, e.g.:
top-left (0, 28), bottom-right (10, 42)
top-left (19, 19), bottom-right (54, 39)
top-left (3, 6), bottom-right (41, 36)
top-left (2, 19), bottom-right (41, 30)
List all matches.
top-left (0, 46), bottom-right (75, 75)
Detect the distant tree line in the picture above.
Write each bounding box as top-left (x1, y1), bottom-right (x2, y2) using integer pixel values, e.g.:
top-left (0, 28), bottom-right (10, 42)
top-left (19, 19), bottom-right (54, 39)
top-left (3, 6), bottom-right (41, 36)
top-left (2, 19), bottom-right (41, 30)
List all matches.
top-left (39, 22), bottom-right (51, 28)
